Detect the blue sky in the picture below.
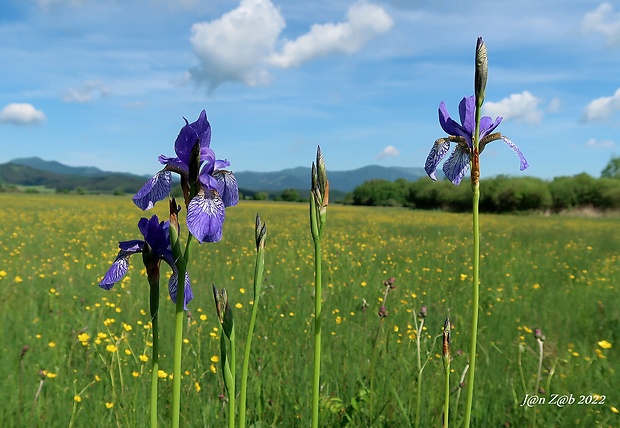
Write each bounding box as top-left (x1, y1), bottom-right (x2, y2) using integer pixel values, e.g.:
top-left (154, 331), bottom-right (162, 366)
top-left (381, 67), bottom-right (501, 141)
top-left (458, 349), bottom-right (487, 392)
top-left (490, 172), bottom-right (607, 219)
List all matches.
top-left (0, 0), bottom-right (619, 180)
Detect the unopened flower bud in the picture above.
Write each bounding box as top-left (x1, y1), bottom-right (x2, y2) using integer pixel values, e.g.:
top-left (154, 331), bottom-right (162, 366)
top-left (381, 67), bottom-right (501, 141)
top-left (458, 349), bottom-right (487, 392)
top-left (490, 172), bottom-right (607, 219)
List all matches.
top-left (443, 317), bottom-right (451, 363)
top-left (475, 37), bottom-right (488, 107)
top-left (255, 214), bottom-right (267, 250)
top-left (212, 285), bottom-right (234, 339)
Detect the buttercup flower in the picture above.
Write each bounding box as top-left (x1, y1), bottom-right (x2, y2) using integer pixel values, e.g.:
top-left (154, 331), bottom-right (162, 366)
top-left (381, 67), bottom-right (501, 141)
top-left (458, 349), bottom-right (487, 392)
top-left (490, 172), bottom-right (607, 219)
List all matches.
top-left (132, 110), bottom-right (239, 243)
top-left (424, 96), bottom-right (529, 185)
top-left (99, 215), bottom-right (193, 309)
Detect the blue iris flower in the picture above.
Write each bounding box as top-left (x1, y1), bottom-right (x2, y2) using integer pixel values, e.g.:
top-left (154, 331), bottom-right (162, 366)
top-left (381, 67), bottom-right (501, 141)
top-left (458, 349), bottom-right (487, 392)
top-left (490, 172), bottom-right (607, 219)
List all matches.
top-left (132, 110), bottom-right (239, 243)
top-left (424, 96), bottom-right (529, 185)
top-left (99, 215), bottom-right (193, 309)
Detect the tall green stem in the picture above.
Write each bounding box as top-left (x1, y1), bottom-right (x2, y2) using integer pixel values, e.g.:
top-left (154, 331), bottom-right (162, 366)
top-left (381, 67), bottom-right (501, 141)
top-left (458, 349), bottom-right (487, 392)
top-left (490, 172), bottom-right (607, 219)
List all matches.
top-left (310, 193), bottom-right (323, 428)
top-left (228, 330), bottom-right (236, 428)
top-left (463, 96), bottom-right (482, 428)
top-left (310, 147), bottom-right (327, 428)
top-left (414, 317), bottom-right (424, 428)
top-left (443, 359), bottom-right (450, 428)
top-left (311, 235), bottom-right (322, 428)
top-left (171, 235), bottom-right (192, 428)
top-left (239, 216), bottom-right (266, 428)
top-left (148, 276), bottom-right (160, 428)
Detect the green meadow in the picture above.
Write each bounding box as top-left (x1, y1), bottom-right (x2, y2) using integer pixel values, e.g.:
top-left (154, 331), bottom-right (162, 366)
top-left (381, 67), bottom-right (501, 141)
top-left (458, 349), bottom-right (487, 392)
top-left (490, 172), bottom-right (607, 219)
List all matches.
top-left (0, 193), bottom-right (618, 427)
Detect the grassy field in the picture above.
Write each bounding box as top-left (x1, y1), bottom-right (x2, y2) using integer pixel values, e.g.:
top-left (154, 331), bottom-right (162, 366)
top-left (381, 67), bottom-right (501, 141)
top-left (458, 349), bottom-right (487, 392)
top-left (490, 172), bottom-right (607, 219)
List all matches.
top-left (0, 194), bottom-right (618, 427)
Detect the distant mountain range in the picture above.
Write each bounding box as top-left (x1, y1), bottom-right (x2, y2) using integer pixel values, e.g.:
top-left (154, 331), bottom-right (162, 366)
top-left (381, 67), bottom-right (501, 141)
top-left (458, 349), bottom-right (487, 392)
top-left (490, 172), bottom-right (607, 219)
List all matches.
top-left (0, 157), bottom-right (428, 195)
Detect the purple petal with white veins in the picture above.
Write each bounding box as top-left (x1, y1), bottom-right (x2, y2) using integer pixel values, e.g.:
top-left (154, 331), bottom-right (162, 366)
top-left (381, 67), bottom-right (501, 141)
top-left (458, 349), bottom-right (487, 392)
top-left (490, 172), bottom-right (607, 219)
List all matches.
top-left (99, 254), bottom-right (131, 290)
top-left (133, 171), bottom-right (171, 210)
top-left (442, 146), bottom-right (471, 185)
top-left (118, 239), bottom-right (144, 253)
top-left (502, 136), bottom-right (529, 171)
top-left (168, 271), bottom-right (193, 310)
top-left (424, 140), bottom-right (451, 181)
top-left (212, 170), bottom-right (239, 207)
top-left (187, 190), bottom-right (226, 243)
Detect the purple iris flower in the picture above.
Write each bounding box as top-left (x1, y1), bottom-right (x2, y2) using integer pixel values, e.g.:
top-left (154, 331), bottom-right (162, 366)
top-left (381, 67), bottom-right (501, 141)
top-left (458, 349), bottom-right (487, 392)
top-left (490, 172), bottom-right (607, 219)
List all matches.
top-left (132, 110), bottom-right (239, 243)
top-left (99, 215), bottom-right (194, 309)
top-left (424, 96), bottom-right (529, 185)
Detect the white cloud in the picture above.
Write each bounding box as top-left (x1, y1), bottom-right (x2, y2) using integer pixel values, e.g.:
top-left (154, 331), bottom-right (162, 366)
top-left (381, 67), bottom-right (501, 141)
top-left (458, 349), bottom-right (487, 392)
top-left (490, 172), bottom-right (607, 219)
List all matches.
top-left (64, 80), bottom-right (110, 103)
top-left (0, 103), bottom-right (46, 125)
top-left (582, 2), bottom-right (620, 47)
top-left (482, 91), bottom-right (543, 124)
top-left (269, 1), bottom-right (393, 68)
top-left (189, 0), bottom-right (392, 91)
top-left (189, 0), bottom-right (285, 91)
top-left (376, 145), bottom-right (400, 159)
top-left (582, 88), bottom-right (620, 122)
top-left (585, 138), bottom-right (615, 149)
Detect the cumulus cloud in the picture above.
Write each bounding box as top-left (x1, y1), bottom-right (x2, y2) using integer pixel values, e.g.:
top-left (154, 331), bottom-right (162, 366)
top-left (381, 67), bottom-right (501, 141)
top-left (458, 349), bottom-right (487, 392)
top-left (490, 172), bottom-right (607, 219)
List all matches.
top-left (582, 88), bottom-right (620, 122)
top-left (64, 80), bottom-right (111, 103)
top-left (189, 0), bottom-right (285, 91)
top-left (189, 0), bottom-right (392, 91)
top-left (0, 103), bottom-right (46, 125)
top-left (582, 2), bottom-right (620, 47)
top-left (585, 138), bottom-right (616, 149)
top-left (376, 145), bottom-right (400, 159)
top-left (268, 1), bottom-right (393, 68)
top-left (483, 91), bottom-right (543, 124)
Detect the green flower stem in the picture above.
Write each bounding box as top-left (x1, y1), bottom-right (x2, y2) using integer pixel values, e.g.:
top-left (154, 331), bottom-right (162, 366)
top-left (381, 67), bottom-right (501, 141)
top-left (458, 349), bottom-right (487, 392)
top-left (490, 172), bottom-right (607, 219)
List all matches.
top-left (414, 317), bottom-right (424, 428)
top-left (463, 96), bottom-right (482, 428)
top-left (148, 275), bottom-right (160, 428)
top-left (228, 329), bottom-right (236, 428)
top-left (171, 235), bottom-right (192, 428)
top-left (239, 231), bottom-right (266, 428)
top-left (220, 327), bottom-right (236, 428)
top-left (443, 359), bottom-right (450, 428)
top-left (311, 237), bottom-right (322, 428)
top-left (310, 194), bottom-right (323, 428)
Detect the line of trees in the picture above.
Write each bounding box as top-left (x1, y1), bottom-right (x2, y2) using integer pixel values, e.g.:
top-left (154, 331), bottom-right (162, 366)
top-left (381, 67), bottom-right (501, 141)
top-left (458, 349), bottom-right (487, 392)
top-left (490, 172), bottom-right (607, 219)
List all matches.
top-left (347, 157), bottom-right (620, 213)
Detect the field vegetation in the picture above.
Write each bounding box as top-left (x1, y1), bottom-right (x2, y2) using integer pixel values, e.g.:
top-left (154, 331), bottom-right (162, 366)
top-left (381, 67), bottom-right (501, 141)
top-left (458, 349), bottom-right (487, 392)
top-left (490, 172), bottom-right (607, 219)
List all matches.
top-left (0, 194), bottom-right (618, 427)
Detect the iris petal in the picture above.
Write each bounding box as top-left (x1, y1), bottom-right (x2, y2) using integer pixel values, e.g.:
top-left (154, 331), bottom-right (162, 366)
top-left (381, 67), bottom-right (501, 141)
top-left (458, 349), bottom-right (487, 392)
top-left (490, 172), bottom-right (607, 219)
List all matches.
top-left (187, 190), bottom-right (226, 243)
top-left (99, 254), bottom-right (131, 290)
top-left (158, 155), bottom-right (187, 171)
top-left (424, 140), bottom-right (451, 181)
top-left (442, 146), bottom-right (471, 185)
top-left (133, 171), bottom-right (172, 210)
top-left (168, 271), bottom-right (193, 310)
top-left (479, 116), bottom-right (502, 139)
top-left (438, 102), bottom-right (462, 136)
top-left (212, 170), bottom-right (239, 207)
top-left (458, 96), bottom-right (476, 134)
top-left (118, 240), bottom-right (144, 253)
top-left (175, 111), bottom-right (212, 166)
top-left (501, 136), bottom-right (529, 171)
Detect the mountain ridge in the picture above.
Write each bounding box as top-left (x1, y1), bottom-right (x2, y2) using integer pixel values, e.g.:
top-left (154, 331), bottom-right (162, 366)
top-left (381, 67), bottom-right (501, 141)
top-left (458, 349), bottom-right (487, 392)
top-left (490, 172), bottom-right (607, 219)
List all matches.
top-left (4, 157), bottom-right (428, 193)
